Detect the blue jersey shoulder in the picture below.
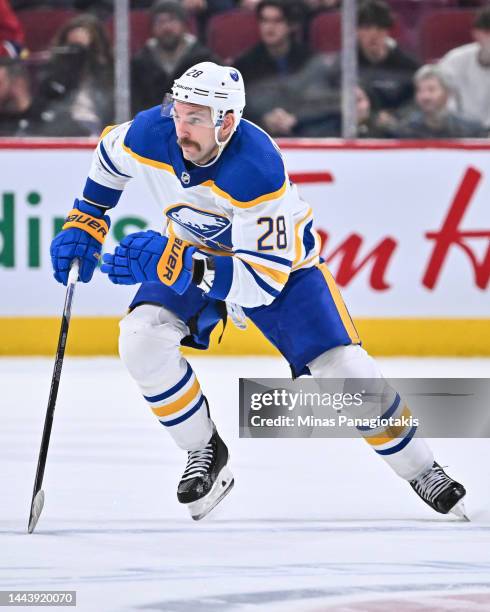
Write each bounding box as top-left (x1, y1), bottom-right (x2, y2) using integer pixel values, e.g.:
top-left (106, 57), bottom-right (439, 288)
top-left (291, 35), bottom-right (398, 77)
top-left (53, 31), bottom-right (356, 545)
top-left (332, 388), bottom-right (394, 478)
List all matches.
top-left (216, 120), bottom-right (286, 204)
top-left (124, 106), bottom-right (175, 165)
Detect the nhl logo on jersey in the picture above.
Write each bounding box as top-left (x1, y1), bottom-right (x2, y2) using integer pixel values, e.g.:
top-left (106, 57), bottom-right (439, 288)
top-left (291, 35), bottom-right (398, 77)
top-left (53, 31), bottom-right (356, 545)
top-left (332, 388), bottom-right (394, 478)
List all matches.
top-left (181, 171), bottom-right (190, 185)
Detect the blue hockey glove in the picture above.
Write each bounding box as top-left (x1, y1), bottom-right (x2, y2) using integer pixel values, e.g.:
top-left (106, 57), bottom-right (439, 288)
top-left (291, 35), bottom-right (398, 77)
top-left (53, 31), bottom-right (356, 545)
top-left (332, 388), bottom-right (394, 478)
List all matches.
top-left (100, 230), bottom-right (197, 294)
top-left (50, 199), bottom-right (110, 285)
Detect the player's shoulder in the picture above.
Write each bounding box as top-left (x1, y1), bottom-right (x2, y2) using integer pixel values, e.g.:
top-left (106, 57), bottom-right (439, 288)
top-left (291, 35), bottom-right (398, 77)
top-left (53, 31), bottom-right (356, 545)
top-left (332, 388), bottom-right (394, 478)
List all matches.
top-left (123, 105), bottom-right (174, 165)
top-left (215, 120), bottom-right (287, 207)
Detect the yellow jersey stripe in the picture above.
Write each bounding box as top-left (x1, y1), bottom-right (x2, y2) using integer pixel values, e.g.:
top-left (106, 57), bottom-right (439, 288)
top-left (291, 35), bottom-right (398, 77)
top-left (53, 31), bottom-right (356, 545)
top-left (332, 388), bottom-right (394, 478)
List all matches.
top-left (317, 262), bottom-right (361, 344)
top-left (292, 251), bottom-right (320, 271)
top-left (99, 124), bottom-right (117, 141)
top-left (293, 207), bottom-right (313, 266)
top-left (151, 378), bottom-right (201, 417)
top-left (205, 180), bottom-right (287, 209)
top-left (122, 143), bottom-right (176, 174)
top-left (241, 259), bottom-right (289, 285)
top-left (364, 406), bottom-right (413, 446)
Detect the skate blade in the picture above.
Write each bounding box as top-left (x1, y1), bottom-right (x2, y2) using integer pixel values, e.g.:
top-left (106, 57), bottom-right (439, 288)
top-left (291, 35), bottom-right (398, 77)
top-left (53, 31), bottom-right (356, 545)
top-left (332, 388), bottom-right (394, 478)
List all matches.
top-left (450, 500), bottom-right (470, 521)
top-left (187, 466), bottom-right (234, 521)
top-left (28, 490), bottom-right (45, 534)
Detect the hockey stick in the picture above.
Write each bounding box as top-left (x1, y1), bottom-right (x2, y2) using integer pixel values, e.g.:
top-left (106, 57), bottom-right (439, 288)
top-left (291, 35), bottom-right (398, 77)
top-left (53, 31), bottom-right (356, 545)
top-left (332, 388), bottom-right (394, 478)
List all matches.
top-left (27, 259), bottom-right (80, 534)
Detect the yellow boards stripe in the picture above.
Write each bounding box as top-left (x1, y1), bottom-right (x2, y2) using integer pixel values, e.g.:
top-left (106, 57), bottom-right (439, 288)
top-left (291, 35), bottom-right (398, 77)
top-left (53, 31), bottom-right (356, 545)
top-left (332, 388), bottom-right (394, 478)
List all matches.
top-left (151, 378), bottom-right (201, 417)
top-left (317, 263), bottom-right (361, 344)
top-left (1, 318), bottom-right (490, 356)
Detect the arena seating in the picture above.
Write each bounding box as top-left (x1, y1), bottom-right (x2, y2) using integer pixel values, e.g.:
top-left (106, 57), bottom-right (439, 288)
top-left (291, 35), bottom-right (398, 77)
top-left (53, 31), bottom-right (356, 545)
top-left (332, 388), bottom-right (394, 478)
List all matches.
top-left (206, 9), bottom-right (259, 63)
top-left (12, 5), bottom-right (484, 64)
top-left (17, 8), bottom-right (79, 52)
top-left (420, 9), bottom-right (476, 61)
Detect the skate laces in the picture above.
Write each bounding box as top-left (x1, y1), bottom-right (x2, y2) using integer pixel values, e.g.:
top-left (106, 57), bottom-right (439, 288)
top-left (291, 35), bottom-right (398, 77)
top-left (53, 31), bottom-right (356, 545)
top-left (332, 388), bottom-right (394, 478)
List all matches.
top-left (181, 441), bottom-right (215, 481)
top-left (412, 464), bottom-right (451, 503)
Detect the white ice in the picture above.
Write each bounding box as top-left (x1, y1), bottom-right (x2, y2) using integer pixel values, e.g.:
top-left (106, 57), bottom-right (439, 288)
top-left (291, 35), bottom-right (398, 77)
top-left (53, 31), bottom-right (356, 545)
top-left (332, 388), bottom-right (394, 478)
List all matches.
top-left (1, 356), bottom-right (490, 612)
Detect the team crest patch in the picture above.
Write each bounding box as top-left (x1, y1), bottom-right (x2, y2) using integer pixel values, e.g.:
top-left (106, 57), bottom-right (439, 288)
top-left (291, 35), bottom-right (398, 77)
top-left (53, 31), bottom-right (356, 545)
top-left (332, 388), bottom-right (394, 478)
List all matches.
top-left (166, 204), bottom-right (232, 250)
top-left (180, 171), bottom-right (190, 185)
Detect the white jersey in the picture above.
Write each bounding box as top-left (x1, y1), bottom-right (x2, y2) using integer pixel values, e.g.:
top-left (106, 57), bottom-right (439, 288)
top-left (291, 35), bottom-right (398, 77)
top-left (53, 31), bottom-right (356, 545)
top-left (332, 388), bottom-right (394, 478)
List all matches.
top-left (82, 106), bottom-right (320, 307)
top-left (439, 43), bottom-right (490, 128)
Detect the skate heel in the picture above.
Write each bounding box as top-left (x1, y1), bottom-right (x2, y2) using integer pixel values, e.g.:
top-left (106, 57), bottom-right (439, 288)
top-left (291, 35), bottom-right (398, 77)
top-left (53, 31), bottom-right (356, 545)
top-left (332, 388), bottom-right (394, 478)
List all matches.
top-left (187, 465), bottom-right (234, 521)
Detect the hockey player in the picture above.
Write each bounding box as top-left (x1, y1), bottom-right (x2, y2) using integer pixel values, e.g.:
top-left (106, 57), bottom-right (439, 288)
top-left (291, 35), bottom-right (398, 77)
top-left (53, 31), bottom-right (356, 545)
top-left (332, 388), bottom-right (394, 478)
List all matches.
top-left (50, 62), bottom-right (467, 521)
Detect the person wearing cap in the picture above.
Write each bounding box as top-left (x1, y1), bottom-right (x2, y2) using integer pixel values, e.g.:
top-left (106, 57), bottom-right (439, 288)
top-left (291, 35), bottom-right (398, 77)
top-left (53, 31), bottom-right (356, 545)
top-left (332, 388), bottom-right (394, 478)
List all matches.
top-left (49, 62), bottom-right (468, 522)
top-left (439, 6), bottom-right (490, 129)
top-left (131, 0), bottom-right (217, 114)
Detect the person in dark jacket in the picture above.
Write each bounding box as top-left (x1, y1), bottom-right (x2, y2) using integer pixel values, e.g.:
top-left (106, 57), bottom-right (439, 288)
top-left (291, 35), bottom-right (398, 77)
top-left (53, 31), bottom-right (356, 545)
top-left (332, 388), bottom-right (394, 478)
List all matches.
top-left (235, 0), bottom-right (311, 86)
top-left (330, 0), bottom-right (419, 114)
top-left (131, 0), bottom-right (217, 114)
top-left (356, 0), bottom-right (419, 111)
top-left (235, 0), bottom-right (321, 134)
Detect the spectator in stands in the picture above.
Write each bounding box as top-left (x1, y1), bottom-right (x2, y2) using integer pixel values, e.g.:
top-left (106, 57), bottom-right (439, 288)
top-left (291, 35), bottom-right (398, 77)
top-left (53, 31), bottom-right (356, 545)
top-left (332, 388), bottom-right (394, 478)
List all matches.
top-left (0, 57), bottom-right (97, 135)
top-left (355, 84), bottom-right (394, 137)
top-left (385, 64), bottom-right (487, 138)
top-left (331, 0), bottom-right (419, 113)
top-left (234, 0), bottom-right (329, 135)
top-left (235, 0), bottom-right (310, 84)
top-left (38, 14), bottom-right (113, 136)
top-left (0, 57), bottom-right (30, 134)
top-left (0, 0), bottom-right (25, 58)
top-left (131, 0), bottom-right (217, 114)
top-left (438, 6), bottom-right (490, 129)
top-left (305, 84), bottom-right (392, 137)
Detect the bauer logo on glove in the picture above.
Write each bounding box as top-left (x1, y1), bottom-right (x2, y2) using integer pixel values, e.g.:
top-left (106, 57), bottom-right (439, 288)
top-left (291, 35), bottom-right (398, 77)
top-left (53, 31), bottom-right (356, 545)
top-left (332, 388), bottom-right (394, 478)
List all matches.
top-left (50, 199), bottom-right (111, 285)
top-left (63, 211), bottom-right (109, 242)
top-left (157, 235), bottom-right (186, 285)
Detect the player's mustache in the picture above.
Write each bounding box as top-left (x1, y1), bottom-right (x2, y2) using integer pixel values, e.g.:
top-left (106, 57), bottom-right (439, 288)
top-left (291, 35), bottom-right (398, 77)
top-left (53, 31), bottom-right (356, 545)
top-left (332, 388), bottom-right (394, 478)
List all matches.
top-left (177, 137), bottom-right (201, 151)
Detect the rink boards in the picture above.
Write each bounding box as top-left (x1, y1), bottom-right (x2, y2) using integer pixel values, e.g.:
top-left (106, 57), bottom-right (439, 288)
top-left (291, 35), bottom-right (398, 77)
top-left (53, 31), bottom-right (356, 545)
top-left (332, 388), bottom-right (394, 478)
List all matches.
top-left (0, 139), bottom-right (488, 355)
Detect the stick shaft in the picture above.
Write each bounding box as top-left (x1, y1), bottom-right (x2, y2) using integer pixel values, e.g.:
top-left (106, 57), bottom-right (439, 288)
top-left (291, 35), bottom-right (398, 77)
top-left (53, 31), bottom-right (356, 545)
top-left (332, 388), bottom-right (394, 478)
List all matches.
top-left (28, 260), bottom-right (79, 529)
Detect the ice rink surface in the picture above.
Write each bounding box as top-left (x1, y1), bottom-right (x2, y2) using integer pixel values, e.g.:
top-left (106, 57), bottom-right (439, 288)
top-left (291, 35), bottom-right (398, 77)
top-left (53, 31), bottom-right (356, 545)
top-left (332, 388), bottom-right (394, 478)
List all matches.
top-left (1, 356), bottom-right (490, 612)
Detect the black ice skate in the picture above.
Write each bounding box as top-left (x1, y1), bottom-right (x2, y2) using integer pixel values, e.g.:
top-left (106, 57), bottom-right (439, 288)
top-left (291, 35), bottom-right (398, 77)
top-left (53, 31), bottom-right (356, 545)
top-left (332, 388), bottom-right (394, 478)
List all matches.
top-left (409, 462), bottom-right (468, 520)
top-left (177, 427), bottom-right (234, 521)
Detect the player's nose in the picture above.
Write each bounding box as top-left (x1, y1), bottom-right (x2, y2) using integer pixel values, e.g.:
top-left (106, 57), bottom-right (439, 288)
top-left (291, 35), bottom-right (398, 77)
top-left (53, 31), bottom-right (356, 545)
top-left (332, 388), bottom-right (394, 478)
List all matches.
top-left (175, 122), bottom-right (190, 139)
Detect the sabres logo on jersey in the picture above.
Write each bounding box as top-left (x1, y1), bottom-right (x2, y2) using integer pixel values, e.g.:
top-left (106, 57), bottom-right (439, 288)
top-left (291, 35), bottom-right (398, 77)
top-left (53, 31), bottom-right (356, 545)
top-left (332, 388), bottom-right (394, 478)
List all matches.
top-left (166, 204), bottom-right (232, 250)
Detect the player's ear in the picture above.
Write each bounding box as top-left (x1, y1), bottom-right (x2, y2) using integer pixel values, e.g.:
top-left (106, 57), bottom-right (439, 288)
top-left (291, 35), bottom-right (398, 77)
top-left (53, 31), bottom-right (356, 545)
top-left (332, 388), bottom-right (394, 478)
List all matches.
top-left (219, 111), bottom-right (235, 142)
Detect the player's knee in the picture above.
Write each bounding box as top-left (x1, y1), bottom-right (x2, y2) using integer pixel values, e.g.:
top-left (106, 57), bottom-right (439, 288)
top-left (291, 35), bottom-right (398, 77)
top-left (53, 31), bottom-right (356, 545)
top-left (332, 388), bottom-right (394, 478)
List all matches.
top-left (309, 344), bottom-right (382, 379)
top-left (308, 344), bottom-right (394, 417)
top-left (118, 304), bottom-right (187, 385)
